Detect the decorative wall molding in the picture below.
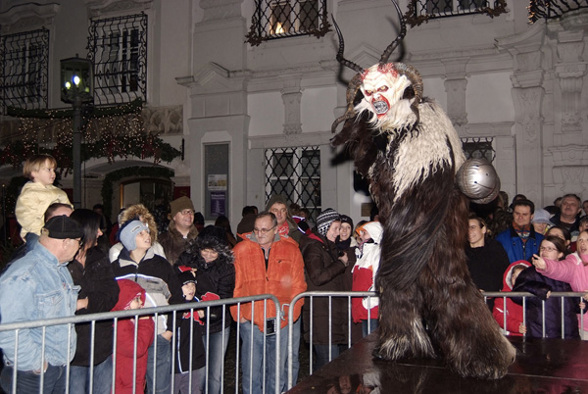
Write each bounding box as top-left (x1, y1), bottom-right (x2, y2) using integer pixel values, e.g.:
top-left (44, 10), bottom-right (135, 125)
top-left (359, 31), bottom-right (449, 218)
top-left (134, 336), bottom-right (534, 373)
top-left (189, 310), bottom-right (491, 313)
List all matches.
top-left (554, 30), bottom-right (586, 133)
top-left (249, 131), bottom-right (332, 149)
top-left (512, 87), bottom-right (544, 144)
top-left (0, 3), bottom-right (60, 33)
top-left (85, 0), bottom-right (152, 18)
top-left (548, 145), bottom-right (588, 166)
top-left (199, 0), bottom-right (242, 22)
top-left (142, 106), bottom-right (183, 135)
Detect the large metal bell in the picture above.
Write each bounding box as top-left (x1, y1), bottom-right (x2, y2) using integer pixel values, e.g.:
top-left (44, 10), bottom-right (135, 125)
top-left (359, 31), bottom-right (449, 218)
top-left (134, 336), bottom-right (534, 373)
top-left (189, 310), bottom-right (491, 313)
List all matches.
top-left (456, 158), bottom-right (501, 204)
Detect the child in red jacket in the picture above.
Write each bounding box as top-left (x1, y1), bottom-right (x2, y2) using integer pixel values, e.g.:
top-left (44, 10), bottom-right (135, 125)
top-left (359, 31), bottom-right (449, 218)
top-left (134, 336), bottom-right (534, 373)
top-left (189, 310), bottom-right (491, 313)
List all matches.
top-left (492, 261), bottom-right (530, 336)
top-left (112, 279), bottom-right (154, 394)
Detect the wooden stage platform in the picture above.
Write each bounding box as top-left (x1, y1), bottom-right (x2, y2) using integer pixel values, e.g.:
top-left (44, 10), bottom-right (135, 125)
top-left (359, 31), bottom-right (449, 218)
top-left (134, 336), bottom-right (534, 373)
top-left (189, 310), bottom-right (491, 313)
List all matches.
top-left (287, 334), bottom-right (588, 393)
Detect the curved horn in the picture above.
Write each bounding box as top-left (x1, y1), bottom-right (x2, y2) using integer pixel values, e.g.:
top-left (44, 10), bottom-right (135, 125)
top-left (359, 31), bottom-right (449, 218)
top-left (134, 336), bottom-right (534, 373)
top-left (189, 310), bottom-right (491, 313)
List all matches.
top-left (379, 0), bottom-right (407, 65)
top-left (331, 73), bottom-right (364, 134)
top-left (395, 63), bottom-right (423, 104)
top-left (332, 15), bottom-right (364, 74)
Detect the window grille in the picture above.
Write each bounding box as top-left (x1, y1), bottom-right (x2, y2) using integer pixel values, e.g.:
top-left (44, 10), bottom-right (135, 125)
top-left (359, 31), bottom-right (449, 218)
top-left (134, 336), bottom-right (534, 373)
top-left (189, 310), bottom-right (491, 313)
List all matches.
top-left (405, 0), bottom-right (507, 27)
top-left (0, 29), bottom-right (49, 115)
top-left (246, 0), bottom-right (330, 46)
top-left (461, 137), bottom-right (495, 163)
top-left (265, 146), bottom-right (321, 222)
top-left (88, 13), bottom-right (147, 105)
top-left (529, 0), bottom-right (588, 24)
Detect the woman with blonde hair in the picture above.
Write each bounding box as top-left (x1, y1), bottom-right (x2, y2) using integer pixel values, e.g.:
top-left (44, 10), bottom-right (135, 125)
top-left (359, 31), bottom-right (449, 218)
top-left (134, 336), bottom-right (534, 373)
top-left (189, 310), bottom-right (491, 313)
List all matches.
top-left (108, 204), bottom-right (166, 262)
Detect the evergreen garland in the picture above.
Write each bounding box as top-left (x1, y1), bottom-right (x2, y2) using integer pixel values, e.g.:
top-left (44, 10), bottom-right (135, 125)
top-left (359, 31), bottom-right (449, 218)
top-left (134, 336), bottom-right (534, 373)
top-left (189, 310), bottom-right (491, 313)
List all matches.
top-left (1, 98), bottom-right (181, 175)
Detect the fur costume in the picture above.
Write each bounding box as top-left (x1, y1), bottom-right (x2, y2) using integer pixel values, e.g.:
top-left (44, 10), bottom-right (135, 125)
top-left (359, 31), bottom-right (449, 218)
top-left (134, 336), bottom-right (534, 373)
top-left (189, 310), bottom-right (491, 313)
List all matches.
top-left (330, 0), bottom-right (516, 379)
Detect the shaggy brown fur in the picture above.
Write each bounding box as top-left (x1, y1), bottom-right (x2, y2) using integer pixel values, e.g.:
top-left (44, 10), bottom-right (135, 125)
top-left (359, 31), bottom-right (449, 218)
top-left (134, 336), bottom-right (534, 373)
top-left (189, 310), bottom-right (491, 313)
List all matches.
top-left (332, 99), bottom-right (516, 380)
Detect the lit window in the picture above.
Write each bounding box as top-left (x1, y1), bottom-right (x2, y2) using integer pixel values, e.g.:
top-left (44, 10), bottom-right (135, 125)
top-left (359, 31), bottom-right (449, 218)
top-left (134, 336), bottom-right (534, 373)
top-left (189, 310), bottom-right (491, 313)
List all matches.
top-left (88, 13), bottom-right (147, 105)
top-left (247, 0), bottom-right (329, 46)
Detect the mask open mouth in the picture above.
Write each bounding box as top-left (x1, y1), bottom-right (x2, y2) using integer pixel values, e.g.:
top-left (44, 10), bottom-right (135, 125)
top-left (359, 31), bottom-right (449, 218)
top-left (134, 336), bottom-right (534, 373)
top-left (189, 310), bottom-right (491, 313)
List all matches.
top-left (373, 99), bottom-right (389, 116)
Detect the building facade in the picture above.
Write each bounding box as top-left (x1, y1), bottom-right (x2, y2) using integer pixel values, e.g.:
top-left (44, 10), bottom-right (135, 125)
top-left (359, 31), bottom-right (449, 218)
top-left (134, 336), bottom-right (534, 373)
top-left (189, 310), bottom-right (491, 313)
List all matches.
top-left (1, 0), bottom-right (587, 226)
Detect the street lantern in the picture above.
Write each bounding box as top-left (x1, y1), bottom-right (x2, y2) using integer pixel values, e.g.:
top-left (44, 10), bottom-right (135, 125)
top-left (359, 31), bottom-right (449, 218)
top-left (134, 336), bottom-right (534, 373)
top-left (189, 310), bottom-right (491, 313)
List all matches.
top-left (60, 55), bottom-right (94, 209)
top-left (60, 55), bottom-right (93, 104)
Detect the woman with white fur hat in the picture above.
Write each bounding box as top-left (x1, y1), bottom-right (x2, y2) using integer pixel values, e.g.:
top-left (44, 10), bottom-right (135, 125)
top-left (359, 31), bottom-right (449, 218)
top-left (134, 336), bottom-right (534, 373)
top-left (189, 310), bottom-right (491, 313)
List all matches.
top-left (352, 221), bottom-right (383, 337)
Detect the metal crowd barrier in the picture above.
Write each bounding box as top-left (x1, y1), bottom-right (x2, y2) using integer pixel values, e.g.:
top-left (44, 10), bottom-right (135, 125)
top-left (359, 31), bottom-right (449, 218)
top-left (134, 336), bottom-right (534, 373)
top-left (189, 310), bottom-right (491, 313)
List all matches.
top-left (1, 291), bottom-right (587, 394)
top-left (483, 291), bottom-right (586, 337)
top-left (0, 294), bottom-right (281, 394)
top-left (284, 290), bottom-right (588, 391)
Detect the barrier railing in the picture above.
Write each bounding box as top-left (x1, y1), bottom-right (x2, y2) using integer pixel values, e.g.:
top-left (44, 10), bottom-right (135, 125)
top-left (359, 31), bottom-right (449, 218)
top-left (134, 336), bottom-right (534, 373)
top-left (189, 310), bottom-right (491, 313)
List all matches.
top-left (0, 294), bottom-right (281, 394)
top-left (1, 290), bottom-right (587, 393)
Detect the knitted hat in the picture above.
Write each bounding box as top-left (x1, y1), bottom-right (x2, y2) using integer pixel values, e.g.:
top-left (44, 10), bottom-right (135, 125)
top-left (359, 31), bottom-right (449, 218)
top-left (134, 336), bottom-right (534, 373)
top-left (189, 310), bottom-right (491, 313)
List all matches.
top-left (316, 208), bottom-right (340, 237)
top-left (170, 196), bottom-right (194, 218)
top-left (178, 270), bottom-right (196, 286)
top-left (532, 208), bottom-right (553, 225)
top-left (42, 215), bottom-right (83, 239)
top-left (119, 220), bottom-right (149, 251)
top-left (339, 215), bottom-right (354, 230)
top-left (198, 225), bottom-right (229, 247)
top-left (265, 195), bottom-right (288, 211)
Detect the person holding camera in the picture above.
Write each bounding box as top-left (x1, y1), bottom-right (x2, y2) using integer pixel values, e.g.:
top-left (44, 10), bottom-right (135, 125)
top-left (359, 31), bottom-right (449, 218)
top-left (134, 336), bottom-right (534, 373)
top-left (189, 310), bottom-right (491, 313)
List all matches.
top-left (230, 211), bottom-right (306, 394)
top-left (299, 209), bottom-right (354, 371)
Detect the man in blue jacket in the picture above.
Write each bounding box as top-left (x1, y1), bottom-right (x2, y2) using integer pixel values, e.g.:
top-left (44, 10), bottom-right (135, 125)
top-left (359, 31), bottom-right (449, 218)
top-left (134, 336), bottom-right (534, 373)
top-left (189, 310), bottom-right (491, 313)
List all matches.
top-left (496, 199), bottom-right (544, 263)
top-left (0, 216), bottom-right (83, 393)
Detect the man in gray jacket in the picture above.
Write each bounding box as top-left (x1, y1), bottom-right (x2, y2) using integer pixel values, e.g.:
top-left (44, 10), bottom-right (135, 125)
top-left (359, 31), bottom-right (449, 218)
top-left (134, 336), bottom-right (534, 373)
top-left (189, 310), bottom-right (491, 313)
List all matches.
top-left (0, 215), bottom-right (83, 393)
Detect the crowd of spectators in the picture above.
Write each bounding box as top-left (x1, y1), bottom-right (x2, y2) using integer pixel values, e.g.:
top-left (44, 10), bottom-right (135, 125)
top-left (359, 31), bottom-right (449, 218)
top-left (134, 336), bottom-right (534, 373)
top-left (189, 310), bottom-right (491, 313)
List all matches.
top-left (471, 192), bottom-right (588, 340)
top-left (2, 153), bottom-right (588, 392)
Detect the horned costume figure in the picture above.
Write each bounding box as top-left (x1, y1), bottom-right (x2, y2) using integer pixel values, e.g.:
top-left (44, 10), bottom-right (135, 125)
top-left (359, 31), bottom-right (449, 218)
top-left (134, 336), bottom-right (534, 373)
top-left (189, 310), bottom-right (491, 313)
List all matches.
top-left (330, 1), bottom-right (516, 380)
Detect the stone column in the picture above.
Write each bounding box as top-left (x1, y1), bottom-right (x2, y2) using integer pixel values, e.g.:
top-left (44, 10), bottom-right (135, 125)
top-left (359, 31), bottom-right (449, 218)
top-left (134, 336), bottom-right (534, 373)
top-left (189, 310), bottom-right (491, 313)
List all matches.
top-left (553, 29), bottom-right (586, 138)
top-left (442, 58), bottom-right (469, 127)
top-left (281, 77), bottom-right (303, 136)
top-left (497, 25), bottom-right (545, 202)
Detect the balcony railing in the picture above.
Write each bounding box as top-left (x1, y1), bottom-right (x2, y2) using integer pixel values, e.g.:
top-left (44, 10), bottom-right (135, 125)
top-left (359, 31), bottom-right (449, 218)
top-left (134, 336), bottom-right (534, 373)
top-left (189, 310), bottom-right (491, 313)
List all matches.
top-left (529, 0), bottom-right (588, 23)
top-left (405, 0), bottom-right (508, 27)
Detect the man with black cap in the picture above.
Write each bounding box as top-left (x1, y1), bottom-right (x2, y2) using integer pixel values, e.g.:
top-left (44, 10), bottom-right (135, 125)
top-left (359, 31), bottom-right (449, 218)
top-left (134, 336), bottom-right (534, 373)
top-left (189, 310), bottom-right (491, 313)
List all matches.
top-left (0, 215), bottom-right (83, 393)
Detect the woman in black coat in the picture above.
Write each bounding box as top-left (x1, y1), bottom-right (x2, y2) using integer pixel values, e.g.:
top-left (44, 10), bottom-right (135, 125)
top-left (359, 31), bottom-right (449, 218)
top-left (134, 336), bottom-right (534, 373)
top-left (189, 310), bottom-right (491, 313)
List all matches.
top-left (68, 209), bottom-right (120, 394)
top-left (175, 225), bottom-right (235, 394)
top-left (300, 209), bottom-right (354, 371)
top-left (512, 235), bottom-right (579, 339)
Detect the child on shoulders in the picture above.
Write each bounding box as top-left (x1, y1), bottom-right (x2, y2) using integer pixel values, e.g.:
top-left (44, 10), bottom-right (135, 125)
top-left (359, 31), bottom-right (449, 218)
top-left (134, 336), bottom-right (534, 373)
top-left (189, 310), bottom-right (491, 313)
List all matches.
top-left (15, 154), bottom-right (72, 244)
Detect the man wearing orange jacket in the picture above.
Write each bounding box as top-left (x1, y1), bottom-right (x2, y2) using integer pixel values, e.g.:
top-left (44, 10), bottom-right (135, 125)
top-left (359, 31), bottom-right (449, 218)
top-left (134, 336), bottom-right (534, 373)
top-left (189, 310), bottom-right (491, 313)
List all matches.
top-left (230, 211), bottom-right (306, 394)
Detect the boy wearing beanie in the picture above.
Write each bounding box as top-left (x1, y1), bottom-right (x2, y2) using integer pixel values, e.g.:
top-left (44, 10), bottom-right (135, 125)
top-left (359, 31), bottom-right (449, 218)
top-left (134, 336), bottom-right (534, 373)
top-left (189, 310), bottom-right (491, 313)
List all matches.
top-left (173, 268), bottom-right (206, 394)
top-left (112, 219), bottom-right (184, 394)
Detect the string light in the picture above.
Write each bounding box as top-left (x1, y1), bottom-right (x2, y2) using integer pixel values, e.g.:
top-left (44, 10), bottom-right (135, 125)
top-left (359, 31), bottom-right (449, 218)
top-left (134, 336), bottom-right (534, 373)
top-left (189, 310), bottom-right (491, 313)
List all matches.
top-left (0, 101), bottom-right (180, 174)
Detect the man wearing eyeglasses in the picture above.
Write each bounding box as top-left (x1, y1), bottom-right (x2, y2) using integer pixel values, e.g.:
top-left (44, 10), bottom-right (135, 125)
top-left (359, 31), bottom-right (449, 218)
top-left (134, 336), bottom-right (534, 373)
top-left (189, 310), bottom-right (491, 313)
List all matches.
top-left (230, 211), bottom-right (306, 394)
top-left (0, 215), bottom-right (84, 393)
top-left (159, 196), bottom-right (199, 265)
